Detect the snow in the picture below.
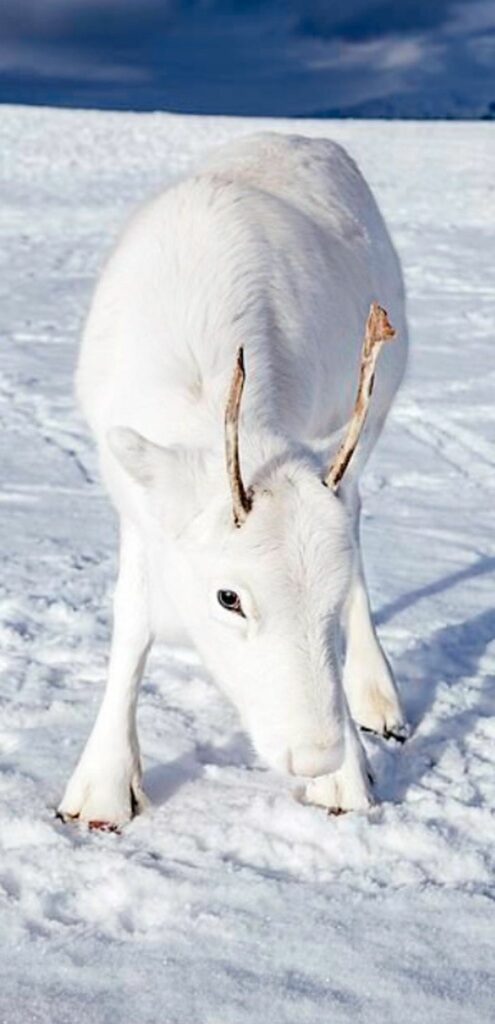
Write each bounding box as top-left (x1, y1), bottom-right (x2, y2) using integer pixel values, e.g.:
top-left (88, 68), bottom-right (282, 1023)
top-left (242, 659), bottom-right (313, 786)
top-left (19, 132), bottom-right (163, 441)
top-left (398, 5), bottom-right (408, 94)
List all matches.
top-left (1, 106), bottom-right (494, 1023)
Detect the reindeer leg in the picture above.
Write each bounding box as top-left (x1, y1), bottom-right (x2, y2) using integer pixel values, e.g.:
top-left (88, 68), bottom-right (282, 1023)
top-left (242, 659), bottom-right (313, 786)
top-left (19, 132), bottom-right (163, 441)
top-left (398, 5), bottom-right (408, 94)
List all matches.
top-left (343, 493), bottom-right (409, 741)
top-left (58, 521), bottom-right (152, 828)
top-left (304, 698), bottom-right (375, 813)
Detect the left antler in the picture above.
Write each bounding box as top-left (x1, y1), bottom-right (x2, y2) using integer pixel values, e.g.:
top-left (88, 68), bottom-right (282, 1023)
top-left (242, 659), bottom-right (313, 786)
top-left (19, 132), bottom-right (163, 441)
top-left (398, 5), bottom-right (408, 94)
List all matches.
top-left (225, 347), bottom-right (253, 527)
top-left (325, 303), bottom-right (396, 491)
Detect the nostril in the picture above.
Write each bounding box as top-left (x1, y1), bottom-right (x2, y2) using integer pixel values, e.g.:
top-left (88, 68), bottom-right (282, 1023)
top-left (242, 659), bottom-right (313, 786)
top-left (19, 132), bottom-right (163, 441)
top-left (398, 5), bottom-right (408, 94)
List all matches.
top-left (290, 743), bottom-right (338, 778)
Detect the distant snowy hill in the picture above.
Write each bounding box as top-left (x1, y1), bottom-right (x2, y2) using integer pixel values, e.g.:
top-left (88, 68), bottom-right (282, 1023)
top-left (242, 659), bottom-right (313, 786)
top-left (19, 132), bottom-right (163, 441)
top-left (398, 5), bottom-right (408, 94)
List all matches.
top-left (0, 106), bottom-right (494, 1023)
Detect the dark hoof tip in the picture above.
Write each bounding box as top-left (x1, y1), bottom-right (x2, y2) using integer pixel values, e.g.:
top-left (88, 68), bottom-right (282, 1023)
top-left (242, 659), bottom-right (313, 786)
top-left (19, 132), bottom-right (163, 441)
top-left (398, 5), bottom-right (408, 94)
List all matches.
top-left (55, 810), bottom-right (77, 824)
top-left (88, 820), bottom-right (121, 834)
top-left (360, 725), bottom-right (409, 744)
top-left (383, 729), bottom-right (408, 744)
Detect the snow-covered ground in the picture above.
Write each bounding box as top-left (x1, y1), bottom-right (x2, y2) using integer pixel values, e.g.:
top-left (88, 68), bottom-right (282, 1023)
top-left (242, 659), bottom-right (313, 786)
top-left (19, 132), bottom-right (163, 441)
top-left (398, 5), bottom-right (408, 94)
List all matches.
top-left (0, 106), bottom-right (494, 1023)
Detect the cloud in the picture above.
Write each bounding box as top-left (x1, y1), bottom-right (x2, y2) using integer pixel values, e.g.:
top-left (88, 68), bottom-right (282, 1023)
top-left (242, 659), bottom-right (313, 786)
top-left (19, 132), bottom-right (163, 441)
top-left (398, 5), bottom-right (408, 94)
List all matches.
top-left (292, 0), bottom-right (454, 41)
top-left (0, 0), bottom-right (494, 117)
top-left (447, 0), bottom-right (495, 34)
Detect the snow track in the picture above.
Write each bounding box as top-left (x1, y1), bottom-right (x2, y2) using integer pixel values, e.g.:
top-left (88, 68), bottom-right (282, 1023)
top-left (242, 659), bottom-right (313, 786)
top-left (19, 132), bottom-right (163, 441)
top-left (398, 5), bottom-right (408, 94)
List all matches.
top-left (395, 398), bottom-right (495, 492)
top-left (0, 108), bottom-right (494, 1023)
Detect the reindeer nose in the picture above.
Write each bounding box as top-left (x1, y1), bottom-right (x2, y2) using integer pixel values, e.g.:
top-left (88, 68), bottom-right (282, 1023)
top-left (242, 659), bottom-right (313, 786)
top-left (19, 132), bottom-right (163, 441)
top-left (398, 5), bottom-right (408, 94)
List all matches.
top-left (289, 743), bottom-right (338, 778)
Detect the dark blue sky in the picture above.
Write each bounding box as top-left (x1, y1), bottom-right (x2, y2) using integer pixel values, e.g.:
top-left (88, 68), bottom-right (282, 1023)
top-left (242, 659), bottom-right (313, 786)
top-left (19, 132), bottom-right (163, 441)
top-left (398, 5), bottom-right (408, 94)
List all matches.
top-left (1, 1), bottom-right (495, 117)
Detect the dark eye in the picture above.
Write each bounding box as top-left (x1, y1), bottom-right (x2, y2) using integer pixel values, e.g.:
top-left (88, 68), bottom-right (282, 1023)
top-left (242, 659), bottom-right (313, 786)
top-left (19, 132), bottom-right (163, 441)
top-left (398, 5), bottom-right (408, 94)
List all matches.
top-left (217, 589), bottom-right (245, 616)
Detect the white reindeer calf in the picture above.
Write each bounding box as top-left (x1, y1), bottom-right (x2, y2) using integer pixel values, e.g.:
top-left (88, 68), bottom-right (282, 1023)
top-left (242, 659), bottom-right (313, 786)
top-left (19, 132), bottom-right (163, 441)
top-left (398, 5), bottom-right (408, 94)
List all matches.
top-left (58, 133), bottom-right (408, 829)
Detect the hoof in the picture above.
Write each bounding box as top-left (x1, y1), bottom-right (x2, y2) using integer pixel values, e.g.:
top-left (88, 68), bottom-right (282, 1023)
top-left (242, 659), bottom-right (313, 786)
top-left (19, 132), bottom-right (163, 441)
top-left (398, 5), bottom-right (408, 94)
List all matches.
top-left (304, 762), bottom-right (375, 814)
top-left (57, 760), bottom-right (147, 831)
top-left (55, 810), bottom-right (122, 834)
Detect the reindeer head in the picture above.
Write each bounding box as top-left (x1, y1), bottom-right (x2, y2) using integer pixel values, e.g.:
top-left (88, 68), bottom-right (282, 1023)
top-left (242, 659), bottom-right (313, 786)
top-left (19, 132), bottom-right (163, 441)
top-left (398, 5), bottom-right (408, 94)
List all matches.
top-left (109, 305), bottom-right (395, 778)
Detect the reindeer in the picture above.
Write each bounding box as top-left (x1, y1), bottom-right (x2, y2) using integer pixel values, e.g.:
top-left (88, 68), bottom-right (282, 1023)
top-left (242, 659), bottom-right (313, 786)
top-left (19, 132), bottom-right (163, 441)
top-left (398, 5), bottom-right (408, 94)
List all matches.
top-left (58, 133), bottom-right (409, 829)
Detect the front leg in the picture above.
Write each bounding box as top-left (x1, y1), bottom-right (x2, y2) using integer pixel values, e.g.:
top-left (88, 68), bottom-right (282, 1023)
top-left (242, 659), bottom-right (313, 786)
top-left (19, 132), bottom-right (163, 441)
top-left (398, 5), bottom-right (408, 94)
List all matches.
top-left (58, 522), bottom-right (152, 828)
top-left (343, 550), bottom-right (408, 739)
top-left (342, 491), bottom-right (408, 740)
top-left (304, 701), bottom-right (374, 813)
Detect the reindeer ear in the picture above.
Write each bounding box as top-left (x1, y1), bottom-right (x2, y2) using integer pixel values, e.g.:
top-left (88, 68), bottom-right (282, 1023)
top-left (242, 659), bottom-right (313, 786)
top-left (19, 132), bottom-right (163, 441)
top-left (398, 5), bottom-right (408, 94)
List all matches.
top-left (107, 427), bottom-right (205, 532)
top-left (107, 427), bottom-right (173, 487)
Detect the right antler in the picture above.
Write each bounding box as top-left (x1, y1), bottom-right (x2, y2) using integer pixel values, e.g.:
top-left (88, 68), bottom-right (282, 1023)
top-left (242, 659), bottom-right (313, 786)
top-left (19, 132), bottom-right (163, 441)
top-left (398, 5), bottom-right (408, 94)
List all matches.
top-left (325, 303), bottom-right (396, 491)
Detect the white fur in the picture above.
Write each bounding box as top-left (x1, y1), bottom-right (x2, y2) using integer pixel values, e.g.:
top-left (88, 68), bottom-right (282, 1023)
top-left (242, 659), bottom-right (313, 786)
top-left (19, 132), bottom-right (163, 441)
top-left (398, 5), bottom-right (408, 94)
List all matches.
top-left (58, 133), bottom-right (408, 827)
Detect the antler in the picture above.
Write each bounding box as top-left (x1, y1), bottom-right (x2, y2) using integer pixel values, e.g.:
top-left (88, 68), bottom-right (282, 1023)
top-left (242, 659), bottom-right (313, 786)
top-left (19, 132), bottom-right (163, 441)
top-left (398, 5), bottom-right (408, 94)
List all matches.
top-left (325, 303), bottom-right (396, 491)
top-left (225, 347), bottom-right (252, 527)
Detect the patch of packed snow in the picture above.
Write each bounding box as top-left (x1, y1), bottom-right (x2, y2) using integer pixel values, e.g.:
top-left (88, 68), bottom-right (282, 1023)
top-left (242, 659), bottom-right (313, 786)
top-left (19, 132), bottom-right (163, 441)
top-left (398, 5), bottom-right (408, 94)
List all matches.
top-left (0, 106), bottom-right (494, 1023)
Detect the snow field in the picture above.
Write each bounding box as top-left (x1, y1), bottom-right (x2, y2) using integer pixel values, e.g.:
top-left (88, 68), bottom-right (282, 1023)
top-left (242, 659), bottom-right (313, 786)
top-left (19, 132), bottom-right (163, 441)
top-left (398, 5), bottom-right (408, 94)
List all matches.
top-left (0, 107), bottom-right (494, 1023)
